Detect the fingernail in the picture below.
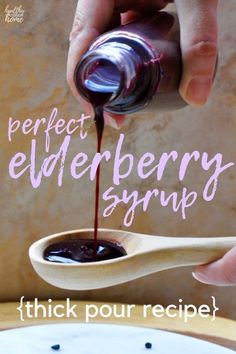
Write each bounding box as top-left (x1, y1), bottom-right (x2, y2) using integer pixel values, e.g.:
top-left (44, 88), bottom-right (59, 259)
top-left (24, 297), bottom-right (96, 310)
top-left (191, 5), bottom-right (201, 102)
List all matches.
top-left (105, 115), bottom-right (120, 130)
top-left (69, 29), bottom-right (82, 42)
top-left (192, 271), bottom-right (212, 285)
top-left (69, 30), bottom-right (74, 42)
top-left (186, 77), bottom-right (212, 106)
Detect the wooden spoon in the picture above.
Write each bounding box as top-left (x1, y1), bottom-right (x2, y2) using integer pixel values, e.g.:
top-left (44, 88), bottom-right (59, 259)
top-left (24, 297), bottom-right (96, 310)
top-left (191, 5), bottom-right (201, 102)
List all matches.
top-left (29, 229), bottom-right (236, 290)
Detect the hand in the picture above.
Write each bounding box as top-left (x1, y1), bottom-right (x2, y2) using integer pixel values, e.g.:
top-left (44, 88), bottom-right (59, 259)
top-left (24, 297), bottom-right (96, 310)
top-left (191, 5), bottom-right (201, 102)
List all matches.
top-left (193, 247), bottom-right (236, 286)
top-left (67, 0), bottom-right (218, 127)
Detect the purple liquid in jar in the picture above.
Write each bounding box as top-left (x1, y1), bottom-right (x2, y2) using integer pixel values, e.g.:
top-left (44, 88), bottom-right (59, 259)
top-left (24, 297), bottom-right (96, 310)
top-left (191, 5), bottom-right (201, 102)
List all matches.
top-left (74, 12), bottom-right (185, 114)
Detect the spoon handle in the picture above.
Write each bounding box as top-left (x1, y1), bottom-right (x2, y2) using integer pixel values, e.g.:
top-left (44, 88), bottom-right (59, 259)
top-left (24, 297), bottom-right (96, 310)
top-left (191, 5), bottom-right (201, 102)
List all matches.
top-left (140, 236), bottom-right (236, 269)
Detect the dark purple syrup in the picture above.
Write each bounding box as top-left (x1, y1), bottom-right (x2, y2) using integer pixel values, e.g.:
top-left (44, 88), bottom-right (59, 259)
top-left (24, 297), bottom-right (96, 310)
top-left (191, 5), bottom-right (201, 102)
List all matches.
top-left (44, 239), bottom-right (126, 263)
top-left (44, 67), bottom-right (127, 263)
top-left (86, 74), bottom-right (114, 253)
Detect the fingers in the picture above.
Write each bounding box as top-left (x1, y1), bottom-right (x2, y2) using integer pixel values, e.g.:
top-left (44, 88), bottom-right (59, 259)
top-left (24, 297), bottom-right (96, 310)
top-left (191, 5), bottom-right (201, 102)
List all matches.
top-left (175, 0), bottom-right (218, 107)
top-left (104, 112), bottom-right (125, 129)
top-left (117, 0), bottom-right (170, 12)
top-left (193, 247), bottom-right (236, 286)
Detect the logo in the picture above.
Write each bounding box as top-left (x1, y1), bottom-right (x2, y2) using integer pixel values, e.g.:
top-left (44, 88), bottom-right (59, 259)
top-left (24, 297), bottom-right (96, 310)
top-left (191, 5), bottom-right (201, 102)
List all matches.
top-left (5, 5), bottom-right (25, 23)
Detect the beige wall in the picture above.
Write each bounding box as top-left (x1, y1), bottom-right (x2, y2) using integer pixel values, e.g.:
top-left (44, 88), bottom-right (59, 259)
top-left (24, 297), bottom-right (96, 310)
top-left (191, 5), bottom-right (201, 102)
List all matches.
top-left (0, 1), bottom-right (236, 319)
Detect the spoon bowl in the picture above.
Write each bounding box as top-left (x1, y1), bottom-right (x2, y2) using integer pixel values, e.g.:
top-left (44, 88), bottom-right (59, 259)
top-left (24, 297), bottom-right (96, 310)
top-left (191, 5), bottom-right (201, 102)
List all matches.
top-left (29, 229), bottom-right (236, 290)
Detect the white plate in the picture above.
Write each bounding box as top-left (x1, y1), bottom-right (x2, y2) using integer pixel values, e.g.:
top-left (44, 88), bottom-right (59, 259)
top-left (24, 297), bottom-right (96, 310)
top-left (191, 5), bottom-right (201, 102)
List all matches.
top-left (0, 323), bottom-right (234, 354)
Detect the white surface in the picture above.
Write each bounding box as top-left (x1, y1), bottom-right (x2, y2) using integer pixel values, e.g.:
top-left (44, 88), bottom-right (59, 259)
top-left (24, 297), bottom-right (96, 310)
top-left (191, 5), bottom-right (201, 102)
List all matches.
top-left (0, 323), bottom-right (234, 354)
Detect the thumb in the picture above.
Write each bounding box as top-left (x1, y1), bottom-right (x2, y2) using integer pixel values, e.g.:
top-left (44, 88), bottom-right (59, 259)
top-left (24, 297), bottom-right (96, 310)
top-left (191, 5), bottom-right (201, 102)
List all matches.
top-left (193, 247), bottom-right (236, 286)
top-left (175, 0), bottom-right (218, 107)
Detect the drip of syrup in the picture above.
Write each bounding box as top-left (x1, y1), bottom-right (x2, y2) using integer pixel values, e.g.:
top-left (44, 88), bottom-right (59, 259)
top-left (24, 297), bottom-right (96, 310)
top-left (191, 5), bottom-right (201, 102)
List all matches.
top-left (93, 105), bottom-right (104, 253)
top-left (85, 67), bottom-right (116, 253)
top-left (43, 64), bottom-right (126, 263)
top-left (84, 59), bottom-right (123, 253)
